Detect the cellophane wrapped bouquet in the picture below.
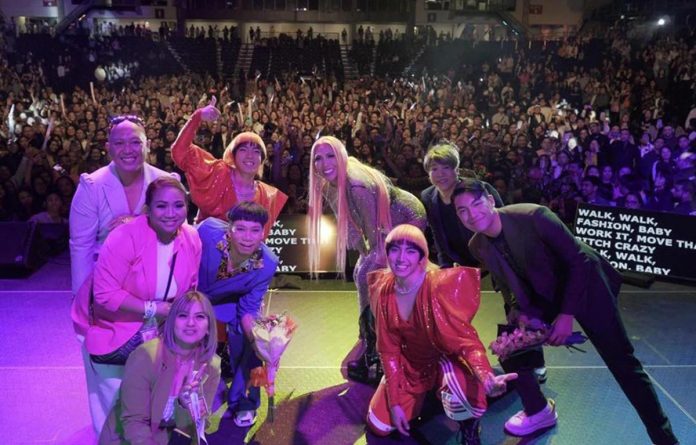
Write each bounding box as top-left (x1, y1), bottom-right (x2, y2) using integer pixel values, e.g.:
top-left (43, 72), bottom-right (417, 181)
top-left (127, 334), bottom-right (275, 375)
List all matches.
top-left (250, 313), bottom-right (297, 421)
top-left (490, 325), bottom-right (587, 361)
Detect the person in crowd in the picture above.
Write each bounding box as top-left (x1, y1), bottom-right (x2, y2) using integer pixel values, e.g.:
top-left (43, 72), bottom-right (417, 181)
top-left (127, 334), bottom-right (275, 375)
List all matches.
top-left (170, 96), bottom-right (287, 236)
top-left (365, 224), bottom-right (517, 444)
top-left (15, 188), bottom-right (39, 220)
top-left (55, 175), bottom-right (77, 211)
top-left (656, 142), bottom-right (678, 175)
top-left (594, 164), bottom-right (615, 199)
top-left (308, 135), bottom-right (427, 385)
top-left (675, 135), bottom-right (691, 158)
top-left (28, 191), bottom-right (67, 223)
top-left (197, 202), bottom-right (277, 428)
top-left (622, 192), bottom-right (643, 210)
top-left (452, 178), bottom-right (679, 445)
top-left (69, 115), bottom-right (177, 433)
top-left (607, 128), bottom-right (639, 172)
top-left (100, 291), bottom-right (221, 445)
top-left (580, 175), bottom-right (613, 206)
top-left (638, 134), bottom-right (660, 180)
top-left (645, 168), bottom-right (675, 212)
top-left (671, 179), bottom-right (695, 215)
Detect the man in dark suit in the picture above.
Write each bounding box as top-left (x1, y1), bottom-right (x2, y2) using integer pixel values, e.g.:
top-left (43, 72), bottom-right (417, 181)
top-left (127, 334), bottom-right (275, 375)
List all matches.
top-left (421, 144), bottom-right (547, 385)
top-left (451, 178), bottom-right (679, 445)
top-left (420, 144), bottom-right (503, 268)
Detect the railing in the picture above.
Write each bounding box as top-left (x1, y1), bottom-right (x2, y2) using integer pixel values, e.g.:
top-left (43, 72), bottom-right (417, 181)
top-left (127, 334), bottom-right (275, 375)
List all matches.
top-left (245, 31), bottom-right (340, 44)
top-left (496, 9), bottom-right (529, 39)
top-left (55, 0), bottom-right (97, 35)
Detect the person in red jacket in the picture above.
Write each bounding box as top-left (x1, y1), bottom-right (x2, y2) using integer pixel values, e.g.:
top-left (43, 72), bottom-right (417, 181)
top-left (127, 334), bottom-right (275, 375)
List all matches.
top-left (171, 96), bottom-right (287, 237)
top-left (366, 224), bottom-right (516, 444)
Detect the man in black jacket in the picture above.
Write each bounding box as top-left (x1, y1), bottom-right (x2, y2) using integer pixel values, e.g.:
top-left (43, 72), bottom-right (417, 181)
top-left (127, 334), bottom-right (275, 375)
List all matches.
top-left (452, 178), bottom-right (679, 445)
top-left (421, 144), bottom-right (548, 385)
top-left (420, 144), bottom-right (502, 268)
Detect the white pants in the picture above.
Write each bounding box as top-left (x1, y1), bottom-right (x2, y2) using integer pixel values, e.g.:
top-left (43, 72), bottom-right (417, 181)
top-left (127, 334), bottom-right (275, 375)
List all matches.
top-left (78, 336), bottom-right (125, 435)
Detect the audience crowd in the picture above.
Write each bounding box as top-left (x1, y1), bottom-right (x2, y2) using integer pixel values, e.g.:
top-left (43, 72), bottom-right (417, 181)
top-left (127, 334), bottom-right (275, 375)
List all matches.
top-left (1, 17), bottom-right (695, 228)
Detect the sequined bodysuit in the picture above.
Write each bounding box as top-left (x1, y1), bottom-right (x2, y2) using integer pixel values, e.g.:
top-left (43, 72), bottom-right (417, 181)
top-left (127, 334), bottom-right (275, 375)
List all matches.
top-left (369, 267), bottom-right (491, 400)
top-left (323, 166), bottom-right (427, 310)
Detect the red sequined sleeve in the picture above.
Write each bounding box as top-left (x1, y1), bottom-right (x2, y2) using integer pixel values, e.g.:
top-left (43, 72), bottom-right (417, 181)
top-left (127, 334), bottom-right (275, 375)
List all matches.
top-left (369, 270), bottom-right (404, 408)
top-left (429, 267), bottom-right (493, 383)
top-left (171, 110), bottom-right (234, 219)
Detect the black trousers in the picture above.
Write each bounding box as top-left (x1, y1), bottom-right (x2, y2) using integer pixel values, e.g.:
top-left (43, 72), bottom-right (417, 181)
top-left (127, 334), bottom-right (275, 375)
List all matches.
top-left (515, 298), bottom-right (677, 445)
top-left (578, 300), bottom-right (677, 445)
top-left (358, 306), bottom-right (379, 365)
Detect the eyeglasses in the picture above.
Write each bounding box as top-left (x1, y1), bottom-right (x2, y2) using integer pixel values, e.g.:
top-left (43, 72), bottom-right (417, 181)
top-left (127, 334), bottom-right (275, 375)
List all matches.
top-left (109, 115), bottom-right (145, 129)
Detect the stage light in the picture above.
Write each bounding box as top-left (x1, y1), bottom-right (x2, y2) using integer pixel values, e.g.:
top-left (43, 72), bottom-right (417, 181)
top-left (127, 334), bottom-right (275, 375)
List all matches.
top-left (657, 18), bottom-right (666, 26)
top-left (319, 215), bottom-right (336, 244)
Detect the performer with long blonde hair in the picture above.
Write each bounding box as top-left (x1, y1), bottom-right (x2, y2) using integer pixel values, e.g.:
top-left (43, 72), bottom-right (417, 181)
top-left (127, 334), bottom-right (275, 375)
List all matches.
top-left (308, 135), bottom-right (426, 384)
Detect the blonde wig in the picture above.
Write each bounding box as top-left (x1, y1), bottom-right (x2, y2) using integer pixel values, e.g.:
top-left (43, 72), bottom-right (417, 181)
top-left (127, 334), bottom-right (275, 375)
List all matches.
top-left (308, 136), bottom-right (393, 276)
top-left (162, 290), bottom-right (218, 363)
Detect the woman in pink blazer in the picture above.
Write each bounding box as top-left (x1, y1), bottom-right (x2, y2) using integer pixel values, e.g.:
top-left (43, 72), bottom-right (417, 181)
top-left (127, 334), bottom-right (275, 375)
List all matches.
top-left (80, 177), bottom-right (202, 432)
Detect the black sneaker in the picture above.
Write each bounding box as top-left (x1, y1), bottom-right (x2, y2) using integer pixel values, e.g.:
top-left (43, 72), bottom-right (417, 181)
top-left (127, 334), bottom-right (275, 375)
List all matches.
top-left (347, 359), bottom-right (382, 385)
top-left (217, 342), bottom-right (233, 380)
top-left (460, 418), bottom-right (481, 445)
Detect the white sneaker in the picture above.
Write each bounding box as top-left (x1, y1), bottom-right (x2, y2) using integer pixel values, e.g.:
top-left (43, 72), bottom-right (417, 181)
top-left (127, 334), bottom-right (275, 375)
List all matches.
top-left (504, 399), bottom-right (557, 436)
top-left (534, 366), bottom-right (548, 384)
top-left (233, 410), bottom-right (257, 428)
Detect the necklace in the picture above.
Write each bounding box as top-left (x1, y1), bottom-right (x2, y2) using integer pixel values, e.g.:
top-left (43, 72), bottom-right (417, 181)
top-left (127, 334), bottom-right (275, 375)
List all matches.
top-left (175, 351), bottom-right (196, 368)
top-left (231, 171), bottom-right (256, 201)
top-left (394, 272), bottom-right (426, 295)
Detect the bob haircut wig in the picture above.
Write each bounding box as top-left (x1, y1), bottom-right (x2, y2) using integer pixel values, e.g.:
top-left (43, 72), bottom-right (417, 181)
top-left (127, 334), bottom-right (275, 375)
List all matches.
top-left (385, 224), bottom-right (429, 260)
top-left (222, 131), bottom-right (267, 175)
top-left (384, 224), bottom-right (436, 272)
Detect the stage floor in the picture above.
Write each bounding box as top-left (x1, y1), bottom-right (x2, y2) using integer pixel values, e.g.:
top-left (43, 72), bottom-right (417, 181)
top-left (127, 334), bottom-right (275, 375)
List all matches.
top-left (2, 253), bottom-right (695, 445)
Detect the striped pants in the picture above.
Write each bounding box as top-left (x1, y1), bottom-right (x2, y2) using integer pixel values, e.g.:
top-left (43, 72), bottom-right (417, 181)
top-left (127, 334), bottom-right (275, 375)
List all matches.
top-left (366, 357), bottom-right (487, 436)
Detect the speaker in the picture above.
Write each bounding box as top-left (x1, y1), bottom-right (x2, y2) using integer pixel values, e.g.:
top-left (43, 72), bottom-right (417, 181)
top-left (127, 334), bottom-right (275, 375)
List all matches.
top-left (0, 222), bottom-right (48, 277)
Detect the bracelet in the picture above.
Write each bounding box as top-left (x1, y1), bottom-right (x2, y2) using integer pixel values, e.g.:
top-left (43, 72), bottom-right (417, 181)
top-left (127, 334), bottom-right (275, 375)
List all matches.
top-left (144, 300), bottom-right (157, 320)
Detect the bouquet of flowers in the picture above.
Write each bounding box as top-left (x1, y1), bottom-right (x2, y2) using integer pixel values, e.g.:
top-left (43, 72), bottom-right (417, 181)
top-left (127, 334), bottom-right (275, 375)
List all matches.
top-left (187, 373), bottom-right (209, 443)
top-left (489, 325), bottom-right (587, 361)
top-left (250, 313), bottom-right (297, 421)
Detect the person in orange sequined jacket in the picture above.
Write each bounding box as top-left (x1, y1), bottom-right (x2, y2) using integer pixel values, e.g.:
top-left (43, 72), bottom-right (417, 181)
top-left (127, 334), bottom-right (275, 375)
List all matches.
top-left (366, 224), bottom-right (517, 445)
top-left (171, 96), bottom-right (287, 237)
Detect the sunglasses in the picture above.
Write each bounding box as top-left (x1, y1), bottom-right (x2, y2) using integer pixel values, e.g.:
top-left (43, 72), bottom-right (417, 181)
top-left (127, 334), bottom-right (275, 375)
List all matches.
top-left (109, 115), bottom-right (145, 129)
